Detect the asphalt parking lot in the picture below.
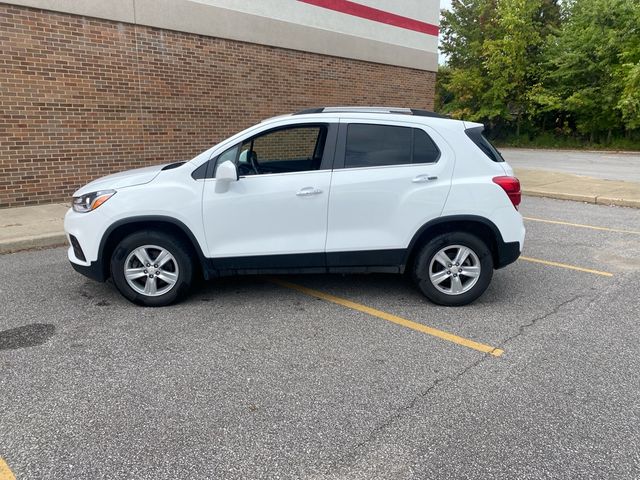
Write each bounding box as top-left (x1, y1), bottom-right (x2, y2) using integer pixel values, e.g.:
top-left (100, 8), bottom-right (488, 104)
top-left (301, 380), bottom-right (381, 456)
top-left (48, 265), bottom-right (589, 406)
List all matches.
top-left (1, 196), bottom-right (639, 479)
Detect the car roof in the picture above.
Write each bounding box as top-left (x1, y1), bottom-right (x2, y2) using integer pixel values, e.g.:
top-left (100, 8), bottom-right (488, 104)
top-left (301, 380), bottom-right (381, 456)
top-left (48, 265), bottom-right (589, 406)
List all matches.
top-left (292, 106), bottom-right (448, 118)
top-left (261, 107), bottom-right (466, 128)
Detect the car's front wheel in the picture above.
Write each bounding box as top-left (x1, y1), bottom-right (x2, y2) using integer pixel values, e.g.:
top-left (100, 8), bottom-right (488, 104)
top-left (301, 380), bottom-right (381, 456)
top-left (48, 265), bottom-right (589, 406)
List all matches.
top-left (412, 232), bottom-right (493, 306)
top-left (111, 231), bottom-right (194, 307)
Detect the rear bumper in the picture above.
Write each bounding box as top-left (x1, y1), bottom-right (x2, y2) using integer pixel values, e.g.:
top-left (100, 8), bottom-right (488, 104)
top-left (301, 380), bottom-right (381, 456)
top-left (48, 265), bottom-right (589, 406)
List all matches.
top-left (495, 240), bottom-right (521, 269)
top-left (494, 215), bottom-right (524, 268)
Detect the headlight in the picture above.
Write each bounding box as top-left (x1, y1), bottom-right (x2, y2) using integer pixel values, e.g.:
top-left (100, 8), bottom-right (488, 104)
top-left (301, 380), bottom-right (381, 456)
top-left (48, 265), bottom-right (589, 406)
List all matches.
top-left (72, 190), bottom-right (116, 213)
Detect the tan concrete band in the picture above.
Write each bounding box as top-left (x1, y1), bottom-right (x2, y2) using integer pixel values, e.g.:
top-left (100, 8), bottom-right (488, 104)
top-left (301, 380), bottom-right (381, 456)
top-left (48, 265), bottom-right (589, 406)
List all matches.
top-left (515, 168), bottom-right (640, 208)
top-left (0, 203), bottom-right (68, 254)
top-left (4, 0), bottom-right (136, 23)
top-left (4, 0), bottom-right (438, 71)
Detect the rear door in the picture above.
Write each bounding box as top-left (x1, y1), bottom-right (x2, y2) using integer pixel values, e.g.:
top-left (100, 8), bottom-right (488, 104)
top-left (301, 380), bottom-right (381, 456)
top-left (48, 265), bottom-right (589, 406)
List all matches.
top-left (325, 119), bottom-right (455, 267)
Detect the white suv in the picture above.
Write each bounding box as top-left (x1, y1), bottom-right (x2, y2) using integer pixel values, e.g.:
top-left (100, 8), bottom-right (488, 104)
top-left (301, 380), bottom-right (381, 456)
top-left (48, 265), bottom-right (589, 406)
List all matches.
top-left (64, 107), bottom-right (525, 307)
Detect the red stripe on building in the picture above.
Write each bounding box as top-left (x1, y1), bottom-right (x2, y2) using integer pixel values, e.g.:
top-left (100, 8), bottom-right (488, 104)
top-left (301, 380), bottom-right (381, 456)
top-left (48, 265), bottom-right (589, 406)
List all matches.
top-left (297, 0), bottom-right (439, 36)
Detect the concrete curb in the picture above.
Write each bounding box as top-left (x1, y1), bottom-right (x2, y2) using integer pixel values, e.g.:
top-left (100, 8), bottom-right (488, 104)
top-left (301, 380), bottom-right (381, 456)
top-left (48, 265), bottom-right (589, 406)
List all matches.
top-left (523, 189), bottom-right (640, 208)
top-left (595, 196), bottom-right (640, 208)
top-left (0, 233), bottom-right (67, 254)
top-left (501, 147), bottom-right (640, 155)
top-left (523, 189), bottom-right (596, 204)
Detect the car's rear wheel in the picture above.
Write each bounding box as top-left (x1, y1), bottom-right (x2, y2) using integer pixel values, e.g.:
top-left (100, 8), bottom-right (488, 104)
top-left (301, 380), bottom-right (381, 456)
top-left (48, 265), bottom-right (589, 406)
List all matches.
top-left (111, 231), bottom-right (194, 307)
top-left (412, 232), bottom-right (493, 306)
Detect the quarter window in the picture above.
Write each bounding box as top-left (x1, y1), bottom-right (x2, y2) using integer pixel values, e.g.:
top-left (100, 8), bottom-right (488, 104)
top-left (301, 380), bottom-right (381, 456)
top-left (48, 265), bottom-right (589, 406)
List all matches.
top-left (464, 126), bottom-right (504, 162)
top-left (345, 124), bottom-right (440, 168)
top-left (413, 128), bottom-right (441, 164)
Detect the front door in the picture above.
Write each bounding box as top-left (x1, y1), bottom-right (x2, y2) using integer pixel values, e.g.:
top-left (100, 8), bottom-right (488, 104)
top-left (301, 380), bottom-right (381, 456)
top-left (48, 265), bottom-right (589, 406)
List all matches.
top-left (202, 123), bottom-right (336, 269)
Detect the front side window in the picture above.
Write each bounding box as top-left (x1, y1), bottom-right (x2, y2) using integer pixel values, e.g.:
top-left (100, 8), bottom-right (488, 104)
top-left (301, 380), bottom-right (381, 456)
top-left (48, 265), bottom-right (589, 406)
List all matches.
top-left (345, 124), bottom-right (440, 168)
top-left (211, 125), bottom-right (328, 177)
top-left (238, 125), bottom-right (327, 176)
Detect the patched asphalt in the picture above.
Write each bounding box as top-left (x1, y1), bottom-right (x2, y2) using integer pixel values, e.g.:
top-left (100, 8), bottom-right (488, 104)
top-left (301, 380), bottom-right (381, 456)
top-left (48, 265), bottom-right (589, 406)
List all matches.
top-left (1, 196), bottom-right (639, 479)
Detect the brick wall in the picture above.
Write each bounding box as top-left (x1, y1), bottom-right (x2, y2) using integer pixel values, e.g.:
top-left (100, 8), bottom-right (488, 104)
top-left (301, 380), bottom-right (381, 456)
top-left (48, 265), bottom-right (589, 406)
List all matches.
top-left (0, 3), bottom-right (436, 208)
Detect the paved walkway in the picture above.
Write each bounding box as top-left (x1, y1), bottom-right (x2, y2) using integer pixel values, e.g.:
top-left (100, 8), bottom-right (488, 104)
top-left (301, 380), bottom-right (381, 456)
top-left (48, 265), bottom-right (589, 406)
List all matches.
top-left (0, 169), bottom-right (638, 254)
top-left (502, 148), bottom-right (640, 182)
top-left (0, 203), bottom-right (68, 253)
top-left (515, 168), bottom-right (640, 208)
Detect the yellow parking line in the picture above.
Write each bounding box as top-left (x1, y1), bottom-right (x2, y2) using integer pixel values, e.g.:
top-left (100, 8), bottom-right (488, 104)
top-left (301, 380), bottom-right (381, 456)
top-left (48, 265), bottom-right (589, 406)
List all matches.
top-left (520, 256), bottom-right (613, 277)
top-left (0, 458), bottom-right (15, 480)
top-left (523, 216), bottom-right (640, 235)
top-left (271, 278), bottom-right (504, 357)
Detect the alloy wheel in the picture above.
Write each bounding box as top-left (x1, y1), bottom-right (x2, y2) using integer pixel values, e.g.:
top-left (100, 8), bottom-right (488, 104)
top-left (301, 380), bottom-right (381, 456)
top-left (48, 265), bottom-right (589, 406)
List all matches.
top-left (428, 244), bottom-right (481, 295)
top-left (124, 245), bottom-right (179, 297)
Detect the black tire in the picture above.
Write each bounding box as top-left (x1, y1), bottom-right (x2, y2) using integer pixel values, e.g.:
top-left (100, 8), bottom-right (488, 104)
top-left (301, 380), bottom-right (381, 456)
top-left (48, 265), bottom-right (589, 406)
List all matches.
top-left (412, 232), bottom-right (493, 306)
top-left (110, 230), bottom-right (194, 307)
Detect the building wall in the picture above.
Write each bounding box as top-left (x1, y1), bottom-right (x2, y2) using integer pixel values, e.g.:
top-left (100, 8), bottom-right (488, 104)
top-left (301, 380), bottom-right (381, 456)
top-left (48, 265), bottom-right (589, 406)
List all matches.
top-left (0, 3), bottom-right (437, 208)
top-left (5, 0), bottom-right (440, 70)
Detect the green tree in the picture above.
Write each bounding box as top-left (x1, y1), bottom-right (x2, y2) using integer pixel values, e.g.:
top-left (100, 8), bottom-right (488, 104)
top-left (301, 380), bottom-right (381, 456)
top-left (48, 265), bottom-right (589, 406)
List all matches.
top-left (483, 0), bottom-right (558, 136)
top-left (439, 0), bottom-right (560, 136)
top-left (539, 0), bottom-right (640, 141)
top-left (618, 63), bottom-right (640, 131)
top-left (615, 1), bottom-right (640, 131)
top-left (439, 0), bottom-right (501, 120)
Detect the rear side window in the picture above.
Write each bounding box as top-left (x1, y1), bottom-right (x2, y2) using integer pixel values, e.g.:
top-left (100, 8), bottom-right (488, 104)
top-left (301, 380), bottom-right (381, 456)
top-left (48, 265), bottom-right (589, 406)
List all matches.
top-left (345, 124), bottom-right (440, 168)
top-left (465, 127), bottom-right (504, 162)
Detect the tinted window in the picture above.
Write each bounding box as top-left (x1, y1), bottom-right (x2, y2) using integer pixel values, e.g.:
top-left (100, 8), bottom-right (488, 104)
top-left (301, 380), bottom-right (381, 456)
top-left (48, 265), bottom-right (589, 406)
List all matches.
top-left (191, 161), bottom-right (209, 180)
top-left (465, 127), bottom-right (504, 162)
top-left (413, 129), bottom-right (440, 164)
top-left (346, 124), bottom-right (412, 168)
top-left (345, 124), bottom-right (440, 168)
top-left (238, 126), bottom-right (327, 176)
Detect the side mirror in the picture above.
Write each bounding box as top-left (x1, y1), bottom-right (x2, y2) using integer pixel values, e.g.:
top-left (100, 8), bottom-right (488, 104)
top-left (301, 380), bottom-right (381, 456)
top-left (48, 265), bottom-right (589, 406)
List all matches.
top-left (214, 160), bottom-right (238, 193)
top-left (216, 160), bottom-right (238, 182)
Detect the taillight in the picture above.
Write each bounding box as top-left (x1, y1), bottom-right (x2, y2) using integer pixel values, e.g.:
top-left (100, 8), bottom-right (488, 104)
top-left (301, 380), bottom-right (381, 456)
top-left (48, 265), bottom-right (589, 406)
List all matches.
top-left (493, 176), bottom-right (521, 209)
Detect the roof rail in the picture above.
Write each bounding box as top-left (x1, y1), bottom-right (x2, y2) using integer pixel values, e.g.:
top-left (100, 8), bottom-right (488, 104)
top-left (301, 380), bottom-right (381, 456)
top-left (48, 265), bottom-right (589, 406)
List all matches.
top-left (292, 106), bottom-right (449, 119)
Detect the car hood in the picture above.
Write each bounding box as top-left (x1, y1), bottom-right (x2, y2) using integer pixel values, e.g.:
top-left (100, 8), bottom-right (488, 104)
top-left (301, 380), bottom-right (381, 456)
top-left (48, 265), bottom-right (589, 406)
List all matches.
top-left (73, 164), bottom-right (170, 196)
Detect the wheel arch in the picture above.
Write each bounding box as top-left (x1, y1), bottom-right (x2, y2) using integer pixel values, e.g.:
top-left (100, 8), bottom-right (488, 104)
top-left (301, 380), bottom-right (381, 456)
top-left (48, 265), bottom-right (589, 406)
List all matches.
top-left (404, 215), bottom-right (506, 272)
top-left (98, 216), bottom-right (208, 281)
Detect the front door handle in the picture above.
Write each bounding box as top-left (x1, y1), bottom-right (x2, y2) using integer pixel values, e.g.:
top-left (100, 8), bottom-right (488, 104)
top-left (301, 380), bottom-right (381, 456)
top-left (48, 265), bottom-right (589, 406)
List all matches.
top-left (412, 175), bottom-right (438, 183)
top-left (296, 187), bottom-right (323, 197)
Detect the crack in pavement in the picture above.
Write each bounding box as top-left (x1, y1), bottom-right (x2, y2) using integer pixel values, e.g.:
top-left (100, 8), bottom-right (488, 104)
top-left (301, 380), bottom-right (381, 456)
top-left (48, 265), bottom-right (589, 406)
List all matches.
top-left (495, 293), bottom-right (586, 351)
top-left (327, 292), bottom-right (594, 474)
top-left (329, 351), bottom-right (493, 474)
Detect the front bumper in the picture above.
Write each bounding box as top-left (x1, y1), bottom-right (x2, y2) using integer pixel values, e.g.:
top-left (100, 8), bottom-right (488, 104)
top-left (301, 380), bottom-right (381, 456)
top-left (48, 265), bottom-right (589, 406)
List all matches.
top-left (64, 207), bottom-right (112, 264)
top-left (65, 207), bottom-right (112, 282)
top-left (68, 250), bottom-right (108, 282)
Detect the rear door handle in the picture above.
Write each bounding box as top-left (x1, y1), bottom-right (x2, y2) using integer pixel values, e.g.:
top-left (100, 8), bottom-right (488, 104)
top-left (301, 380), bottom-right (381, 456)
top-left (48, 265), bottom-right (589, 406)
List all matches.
top-left (296, 187), bottom-right (323, 197)
top-left (412, 175), bottom-right (438, 183)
